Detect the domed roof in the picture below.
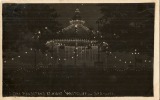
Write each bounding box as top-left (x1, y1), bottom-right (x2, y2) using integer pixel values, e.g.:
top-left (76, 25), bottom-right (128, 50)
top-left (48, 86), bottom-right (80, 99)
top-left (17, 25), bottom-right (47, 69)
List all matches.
top-left (46, 8), bottom-right (104, 47)
top-left (48, 8), bottom-right (98, 40)
top-left (54, 8), bottom-right (96, 40)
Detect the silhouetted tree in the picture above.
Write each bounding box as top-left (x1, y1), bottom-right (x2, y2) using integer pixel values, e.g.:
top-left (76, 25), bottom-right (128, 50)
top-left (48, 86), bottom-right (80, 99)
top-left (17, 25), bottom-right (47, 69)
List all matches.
top-left (3, 4), bottom-right (62, 54)
top-left (99, 3), bottom-right (154, 56)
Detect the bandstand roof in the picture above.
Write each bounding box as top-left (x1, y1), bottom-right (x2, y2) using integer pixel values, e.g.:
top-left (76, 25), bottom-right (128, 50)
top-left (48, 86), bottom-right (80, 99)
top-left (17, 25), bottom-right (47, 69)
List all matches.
top-left (54, 8), bottom-right (97, 40)
top-left (46, 8), bottom-right (101, 47)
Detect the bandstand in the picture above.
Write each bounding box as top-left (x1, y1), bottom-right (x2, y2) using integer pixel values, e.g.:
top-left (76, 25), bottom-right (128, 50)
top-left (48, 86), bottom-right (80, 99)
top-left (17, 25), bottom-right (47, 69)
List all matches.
top-left (46, 8), bottom-right (108, 67)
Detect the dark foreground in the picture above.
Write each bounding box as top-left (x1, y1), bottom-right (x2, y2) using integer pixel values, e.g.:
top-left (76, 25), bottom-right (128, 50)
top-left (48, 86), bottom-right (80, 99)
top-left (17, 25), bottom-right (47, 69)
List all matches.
top-left (3, 65), bottom-right (153, 97)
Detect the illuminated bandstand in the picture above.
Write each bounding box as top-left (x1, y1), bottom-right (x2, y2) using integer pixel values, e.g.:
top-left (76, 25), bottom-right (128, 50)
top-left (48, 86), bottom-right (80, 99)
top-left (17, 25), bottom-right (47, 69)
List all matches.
top-left (46, 8), bottom-right (108, 67)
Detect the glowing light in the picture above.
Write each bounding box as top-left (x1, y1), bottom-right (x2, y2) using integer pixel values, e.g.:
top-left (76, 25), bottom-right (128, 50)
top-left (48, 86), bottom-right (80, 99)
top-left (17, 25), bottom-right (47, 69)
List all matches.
top-left (115, 56), bottom-right (117, 58)
top-left (38, 31), bottom-right (41, 34)
top-left (45, 54), bottom-right (47, 56)
top-left (135, 53), bottom-right (136, 54)
top-left (101, 36), bottom-right (103, 38)
top-left (72, 57), bottom-right (74, 59)
top-left (30, 48), bottom-right (32, 50)
top-left (25, 52), bottom-right (28, 54)
top-left (125, 61), bottom-right (127, 63)
top-left (64, 58), bottom-right (66, 60)
top-left (77, 55), bottom-right (78, 57)
top-left (4, 61), bottom-right (6, 63)
top-left (149, 60), bottom-right (151, 63)
top-left (18, 56), bottom-right (20, 58)
top-left (110, 52), bottom-right (112, 54)
top-left (12, 58), bottom-right (14, 60)
top-left (137, 52), bottom-right (139, 54)
top-left (132, 53), bottom-right (133, 55)
top-left (135, 49), bottom-right (137, 51)
top-left (59, 58), bottom-right (60, 60)
top-left (145, 60), bottom-right (147, 62)
top-left (119, 59), bottom-right (121, 61)
top-left (45, 27), bottom-right (48, 29)
top-left (130, 61), bottom-right (132, 63)
top-left (51, 57), bottom-right (53, 59)
top-left (94, 37), bottom-right (96, 39)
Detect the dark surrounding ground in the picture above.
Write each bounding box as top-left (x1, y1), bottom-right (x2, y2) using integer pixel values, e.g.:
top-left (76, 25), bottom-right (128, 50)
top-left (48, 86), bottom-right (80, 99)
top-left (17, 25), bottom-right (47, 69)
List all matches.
top-left (3, 65), bottom-right (153, 97)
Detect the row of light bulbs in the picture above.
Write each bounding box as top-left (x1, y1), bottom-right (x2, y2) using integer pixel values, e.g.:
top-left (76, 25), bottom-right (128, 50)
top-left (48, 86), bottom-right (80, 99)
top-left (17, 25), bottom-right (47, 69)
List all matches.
top-left (4, 46), bottom-right (152, 64)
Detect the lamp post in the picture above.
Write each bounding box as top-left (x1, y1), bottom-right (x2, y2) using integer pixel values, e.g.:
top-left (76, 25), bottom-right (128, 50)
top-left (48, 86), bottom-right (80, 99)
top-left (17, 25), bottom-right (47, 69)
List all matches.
top-left (45, 27), bottom-right (55, 67)
top-left (104, 43), bottom-right (109, 69)
top-left (32, 31), bottom-right (41, 67)
top-left (96, 18), bottom-right (103, 62)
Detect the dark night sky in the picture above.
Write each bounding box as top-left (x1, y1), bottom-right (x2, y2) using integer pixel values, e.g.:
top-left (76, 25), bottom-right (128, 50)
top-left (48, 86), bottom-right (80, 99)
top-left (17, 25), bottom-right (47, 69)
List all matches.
top-left (3, 3), bottom-right (155, 53)
top-left (53, 4), bottom-right (102, 29)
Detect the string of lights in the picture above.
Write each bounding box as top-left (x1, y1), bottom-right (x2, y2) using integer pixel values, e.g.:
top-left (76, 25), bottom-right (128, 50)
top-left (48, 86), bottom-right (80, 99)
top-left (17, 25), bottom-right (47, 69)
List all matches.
top-left (4, 26), bottom-right (152, 71)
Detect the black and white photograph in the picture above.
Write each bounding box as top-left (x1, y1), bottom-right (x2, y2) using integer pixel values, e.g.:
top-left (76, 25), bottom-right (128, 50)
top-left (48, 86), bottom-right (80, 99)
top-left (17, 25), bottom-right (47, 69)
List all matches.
top-left (2, 2), bottom-right (156, 97)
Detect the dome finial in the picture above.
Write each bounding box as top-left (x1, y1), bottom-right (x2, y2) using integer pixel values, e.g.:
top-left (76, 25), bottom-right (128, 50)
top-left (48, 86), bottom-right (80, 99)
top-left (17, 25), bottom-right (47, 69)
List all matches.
top-left (72, 8), bottom-right (81, 20)
top-left (75, 8), bottom-right (80, 13)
